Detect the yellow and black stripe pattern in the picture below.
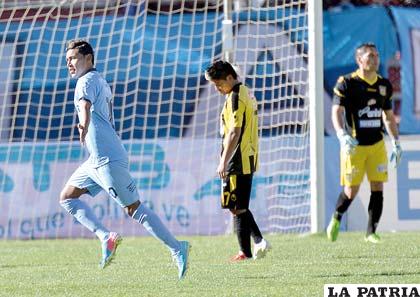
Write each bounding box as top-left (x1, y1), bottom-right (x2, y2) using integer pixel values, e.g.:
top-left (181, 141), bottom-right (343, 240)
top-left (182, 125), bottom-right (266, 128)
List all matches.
top-left (220, 83), bottom-right (259, 175)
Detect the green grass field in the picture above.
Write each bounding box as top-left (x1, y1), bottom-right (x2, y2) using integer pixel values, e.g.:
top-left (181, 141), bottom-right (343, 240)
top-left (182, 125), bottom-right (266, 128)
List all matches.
top-left (1, 232), bottom-right (420, 297)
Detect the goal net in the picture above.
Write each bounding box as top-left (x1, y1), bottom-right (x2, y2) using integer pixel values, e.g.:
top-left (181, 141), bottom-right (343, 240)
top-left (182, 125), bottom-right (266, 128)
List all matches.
top-left (0, 0), bottom-right (310, 239)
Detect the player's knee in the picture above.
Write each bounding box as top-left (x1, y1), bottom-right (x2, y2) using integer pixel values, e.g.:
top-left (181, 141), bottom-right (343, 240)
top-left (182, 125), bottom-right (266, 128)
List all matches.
top-left (59, 185), bottom-right (85, 202)
top-left (59, 188), bottom-right (70, 202)
top-left (370, 182), bottom-right (383, 192)
top-left (230, 209), bottom-right (247, 216)
top-left (125, 200), bottom-right (141, 217)
top-left (344, 186), bottom-right (359, 199)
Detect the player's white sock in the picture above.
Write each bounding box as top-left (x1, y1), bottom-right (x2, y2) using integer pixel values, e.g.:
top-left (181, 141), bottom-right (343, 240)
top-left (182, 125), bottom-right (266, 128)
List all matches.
top-left (60, 199), bottom-right (109, 241)
top-left (132, 203), bottom-right (180, 255)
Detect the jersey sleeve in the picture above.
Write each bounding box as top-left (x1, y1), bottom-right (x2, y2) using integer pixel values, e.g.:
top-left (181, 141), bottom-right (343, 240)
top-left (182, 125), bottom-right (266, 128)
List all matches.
top-left (75, 77), bottom-right (96, 104)
top-left (382, 80), bottom-right (393, 110)
top-left (332, 75), bottom-right (347, 106)
top-left (231, 92), bottom-right (245, 128)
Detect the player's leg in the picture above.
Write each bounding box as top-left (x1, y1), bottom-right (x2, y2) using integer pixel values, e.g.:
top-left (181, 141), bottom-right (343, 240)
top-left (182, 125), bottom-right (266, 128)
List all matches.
top-left (97, 160), bottom-right (189, 279)
top-left (230, 208), bottom-right (252, 260)
top-left (236, 174), bottom-right (271, 260)
top-left (60, 164), bottom-right (110, 243)
top-left (238, 175), bottom-right (262, 243)
top-left (127, 201), bottom-right (190, 279)
top-left (249, 210), bottom-right (271, 260)
top-left (327, 146), bottom-right (365, 242)
top-left (327, 185), bottom-right (360, 242)
top-left (365, 182), bottom-right (384, 243)
top-left (365, 140), bottom-right (388, 243)
top-left (62, 163), bottom-right (121, 269)
top-left (222, 174), bottom-right (252, 260)
top-left (243, 208), bottom-right (272, 260)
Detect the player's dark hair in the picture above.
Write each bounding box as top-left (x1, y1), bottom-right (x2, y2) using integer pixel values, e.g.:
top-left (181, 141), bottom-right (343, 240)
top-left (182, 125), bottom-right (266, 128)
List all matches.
top-left (66, 39), bottom-right (95, 65)
top-left (355, 42), bottom-right (377, 59)
top-left (205, 60), bottom-right (238, 80)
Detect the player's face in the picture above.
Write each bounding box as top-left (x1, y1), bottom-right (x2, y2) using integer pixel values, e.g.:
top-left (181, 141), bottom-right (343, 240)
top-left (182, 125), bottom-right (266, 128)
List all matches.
top-left (210, 75), bottom-right (235, 95)
top-left (357, 48), bottom-right (380, 72)
top-left (66, 49), bottom-right (91, 79)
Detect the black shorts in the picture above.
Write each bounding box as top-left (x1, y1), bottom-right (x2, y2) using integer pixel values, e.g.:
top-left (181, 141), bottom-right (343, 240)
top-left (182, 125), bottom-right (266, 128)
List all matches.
top-left (221, 174), bottom-right (253, 210)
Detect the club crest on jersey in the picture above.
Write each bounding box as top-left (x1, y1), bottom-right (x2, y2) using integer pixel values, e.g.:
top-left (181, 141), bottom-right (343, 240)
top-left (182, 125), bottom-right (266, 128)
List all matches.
top-left (367, 99), bottom-right (376, 106)
top-left (379, 85), bottom-right (386, 96)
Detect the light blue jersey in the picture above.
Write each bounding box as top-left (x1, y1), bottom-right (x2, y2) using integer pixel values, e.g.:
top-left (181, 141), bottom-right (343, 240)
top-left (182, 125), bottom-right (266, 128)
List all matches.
top-left (74, 69), bottom-right (127, 167)
top-left (69, 68), bottom-right (137, 206)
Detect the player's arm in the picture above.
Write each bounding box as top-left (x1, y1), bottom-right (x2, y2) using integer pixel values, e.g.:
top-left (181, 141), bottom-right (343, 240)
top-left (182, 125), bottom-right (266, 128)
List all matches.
top-left (331, 104), bottom-right (346, 134)
top-left (331, 77), bottom-right (358, 153)
top-left (217, 127), bottom-right (241, 179)
top-left (77, 98), bottom-right (91, 145)
top-left (383, 108), bottom-right (402, 167)
top-left (332, 76), bottom-right (348, 136)
top-left (382, 109), bottom-right (399, 141)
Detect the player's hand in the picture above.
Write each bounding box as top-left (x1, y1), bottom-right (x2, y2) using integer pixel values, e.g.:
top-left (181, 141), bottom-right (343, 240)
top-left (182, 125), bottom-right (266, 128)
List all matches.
top-left (337, 130), bottom-right (358, 155)
top-left (217, 161), bottom-right (227, 179)
top-left (77, 123), bottom-right (88, 146)
top-left (390, 139), bottom-right (402, 168)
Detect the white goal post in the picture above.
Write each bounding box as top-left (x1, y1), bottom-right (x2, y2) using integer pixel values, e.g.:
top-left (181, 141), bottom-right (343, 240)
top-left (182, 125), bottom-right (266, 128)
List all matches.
top-left (0, 0), bottom-right (324, 239)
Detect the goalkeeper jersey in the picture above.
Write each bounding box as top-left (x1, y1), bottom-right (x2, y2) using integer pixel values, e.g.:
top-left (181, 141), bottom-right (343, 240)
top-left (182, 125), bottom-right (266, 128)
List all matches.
top-left (333, 70), bottom-right (393, 146)
top-left (220, 83), bottom-right (259, 175)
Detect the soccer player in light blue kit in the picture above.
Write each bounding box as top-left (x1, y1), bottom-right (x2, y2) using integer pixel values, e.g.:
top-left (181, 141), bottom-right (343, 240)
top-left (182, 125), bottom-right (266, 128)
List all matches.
top-left (60, 39), bottom-right (189, 279)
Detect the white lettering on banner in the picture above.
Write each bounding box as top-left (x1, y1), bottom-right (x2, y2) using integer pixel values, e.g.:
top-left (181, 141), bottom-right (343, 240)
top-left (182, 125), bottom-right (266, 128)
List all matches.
top-left (359, 119), bottom-right (381, 128)
top-left (324, 284), bottom-right (420, 297)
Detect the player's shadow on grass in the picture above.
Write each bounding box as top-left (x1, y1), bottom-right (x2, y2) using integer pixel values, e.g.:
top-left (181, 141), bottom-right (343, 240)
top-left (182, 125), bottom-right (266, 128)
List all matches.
top-left (0, 262), bottom-right (90, 269)
top-left (315, 271), bottom-right (420, 278)
top-left (239, 275), bottom-right (278, 280)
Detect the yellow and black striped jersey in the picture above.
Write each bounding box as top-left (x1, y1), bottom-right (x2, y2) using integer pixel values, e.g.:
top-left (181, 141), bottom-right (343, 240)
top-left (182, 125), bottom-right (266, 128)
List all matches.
top-left (220, 83), bottom-right (259, 175)
top-left (333, 70), bottom-right (393, 145)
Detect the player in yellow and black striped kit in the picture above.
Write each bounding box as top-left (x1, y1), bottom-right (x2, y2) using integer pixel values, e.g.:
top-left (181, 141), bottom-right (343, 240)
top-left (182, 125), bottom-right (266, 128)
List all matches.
top-left (205, 60), bottom-right (271, 261)
top-left (327, 43), bottom-right (402, 244)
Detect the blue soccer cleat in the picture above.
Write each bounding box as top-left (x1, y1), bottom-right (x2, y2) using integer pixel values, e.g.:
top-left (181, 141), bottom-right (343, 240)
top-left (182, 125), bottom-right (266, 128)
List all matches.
top-left (99, 232), bottom-right (122, 269)
top-left (173, 241), bottom-right (190, 280)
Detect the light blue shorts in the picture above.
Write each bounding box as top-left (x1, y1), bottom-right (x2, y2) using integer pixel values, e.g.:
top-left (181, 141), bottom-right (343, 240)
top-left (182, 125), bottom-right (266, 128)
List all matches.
top-left (66, 159), bottom-right (139, 207)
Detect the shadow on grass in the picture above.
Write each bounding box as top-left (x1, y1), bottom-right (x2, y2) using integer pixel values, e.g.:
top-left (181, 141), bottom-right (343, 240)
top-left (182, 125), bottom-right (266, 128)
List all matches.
top-left (239, 275), bottom-right (279, 280)
top-left (315, 271), bottom-right (420, 278)
top-left (0, 262), bottom-right (93, 269)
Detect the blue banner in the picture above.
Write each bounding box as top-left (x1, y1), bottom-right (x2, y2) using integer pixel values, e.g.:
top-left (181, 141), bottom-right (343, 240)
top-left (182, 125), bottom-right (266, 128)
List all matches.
top-left (323, 6), bottom-right (399, 95)
top-left (390, 7), bottom-right (420, 133)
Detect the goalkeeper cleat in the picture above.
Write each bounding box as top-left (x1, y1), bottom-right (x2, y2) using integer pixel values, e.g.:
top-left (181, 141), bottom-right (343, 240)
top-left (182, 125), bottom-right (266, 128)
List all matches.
top-left (99, 232), bottom-right (122, 269)
top-left (253, 238), bottom-right (272, 260)
top-left (173, 241), bottom-right (190, 280)
top-left (327, 217), bottom-right (340, 242)
top-left (230, 251), bottom-right (252, 262)
top-left (365, 233), bottom-right (381, 244)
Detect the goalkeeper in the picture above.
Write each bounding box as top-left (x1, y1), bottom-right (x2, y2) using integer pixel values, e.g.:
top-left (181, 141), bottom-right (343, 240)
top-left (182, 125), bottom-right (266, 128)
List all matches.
top-left (327, 43), bottom-right (402, 244)
top-left (205, 61), bottom-right (271, 261)
top-left (60, 39), bottom-right (189, 279)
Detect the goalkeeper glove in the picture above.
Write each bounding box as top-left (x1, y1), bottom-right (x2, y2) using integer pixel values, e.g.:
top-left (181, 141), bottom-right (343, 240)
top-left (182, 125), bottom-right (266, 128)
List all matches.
top-left (337, 129), bottom-right (358, 155)
top-left (390, 139), bottom-right (402, 168)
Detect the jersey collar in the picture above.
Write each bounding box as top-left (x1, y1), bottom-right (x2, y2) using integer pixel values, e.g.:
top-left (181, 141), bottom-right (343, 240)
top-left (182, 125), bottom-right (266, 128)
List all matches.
top-left (232, 82), bottom-right (242, 93)
top-left (355, 69), bottom-right (378, 85)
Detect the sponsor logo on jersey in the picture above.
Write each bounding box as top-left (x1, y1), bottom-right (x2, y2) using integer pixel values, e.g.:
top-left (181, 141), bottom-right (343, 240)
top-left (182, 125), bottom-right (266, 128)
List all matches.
top-left (359, 119), bottom-right (381, 128)
top-left (367, 99), bottom-right (376, 106)
top-left (358, 106), bottom-right (382, 118)
top-left (379, 85), bottom-right (387, 96)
